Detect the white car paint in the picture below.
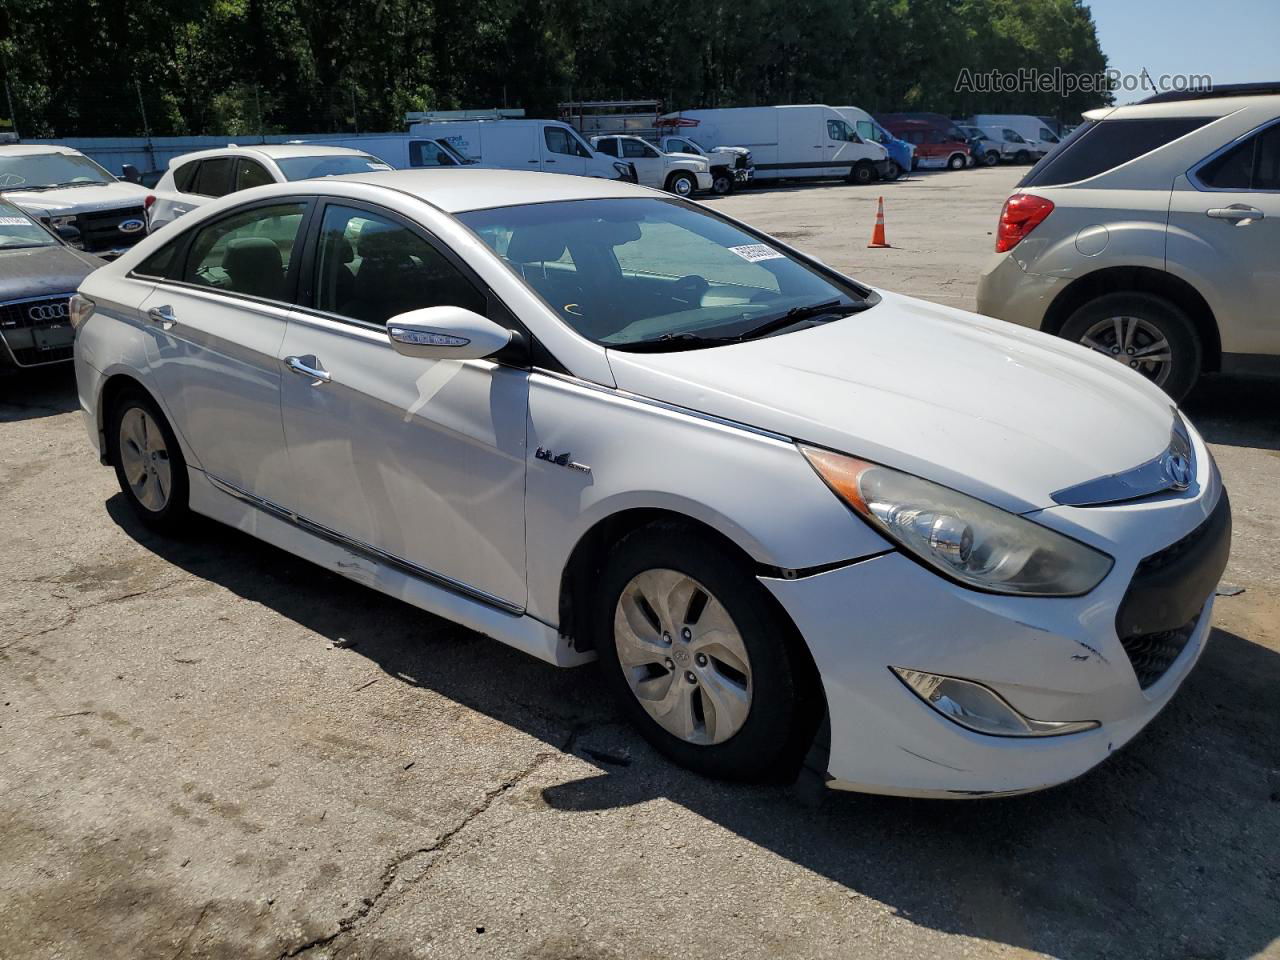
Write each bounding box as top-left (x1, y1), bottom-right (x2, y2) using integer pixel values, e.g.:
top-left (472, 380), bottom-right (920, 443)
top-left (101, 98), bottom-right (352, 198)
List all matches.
top-left (74, 169), bottom-right (1227, 798)
top-left (147, 144), bottom-right (392, 231)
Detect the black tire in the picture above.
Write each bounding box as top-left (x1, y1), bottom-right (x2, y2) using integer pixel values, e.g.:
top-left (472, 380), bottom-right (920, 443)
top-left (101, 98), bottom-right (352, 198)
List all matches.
top-left (947, 153), bottom-right (967, 171)
top-left (848, 161), bottom-right (876, 185)
top-left (108, 386), bottom-right (191, 533)
top-left (984, 150), bottom-right (1000, 166)
top-left (592, 522), bottom-right (819, 782)
top-left (666, 171), bottom-right (696, 197)
top-left (1059, 291), bottom-right (1202, 402)
top-left (1014, 149), bottom-right (1031, 164)
top-left (710, 171), bottom-right (733, 195)
top-left (883, 160), bottom-right (902, 181)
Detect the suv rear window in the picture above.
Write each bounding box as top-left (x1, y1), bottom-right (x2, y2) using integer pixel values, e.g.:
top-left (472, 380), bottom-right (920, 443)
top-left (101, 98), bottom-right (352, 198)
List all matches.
top-left (1021, 117), bottom-right (1212, 187)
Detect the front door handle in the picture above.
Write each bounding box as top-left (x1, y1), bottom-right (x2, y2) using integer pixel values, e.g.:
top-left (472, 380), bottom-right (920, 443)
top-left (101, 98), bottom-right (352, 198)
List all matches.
top-left (1207, 203), bottom-right (1264, 224)
top-left (284, 355), bottom-right (331, 385)
top-left (146, 304), bottom-right (177, 330)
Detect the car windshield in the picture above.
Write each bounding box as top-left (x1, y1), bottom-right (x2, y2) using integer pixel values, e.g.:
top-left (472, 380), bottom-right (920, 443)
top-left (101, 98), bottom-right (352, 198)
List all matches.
top-left (274, 154), bottom-right (393, 180)
top-left (458, 197), bottom-right (873, 350)
top-left (0, 152), bottom-right (114, 190)
top-left (0, 204), bottom-right (57, 248)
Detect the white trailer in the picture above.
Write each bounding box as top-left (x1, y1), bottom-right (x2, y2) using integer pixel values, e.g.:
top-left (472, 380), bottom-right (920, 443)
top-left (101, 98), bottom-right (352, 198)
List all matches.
top-left (658, 105), bottom-right (889, 184)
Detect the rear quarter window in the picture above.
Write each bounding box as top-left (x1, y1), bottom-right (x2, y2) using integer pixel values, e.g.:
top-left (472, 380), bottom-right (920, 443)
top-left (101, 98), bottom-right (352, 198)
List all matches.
top-left (173, 161), bottom-right (199, 193)
top-left (1021, 117), bottom-right (1213, 187)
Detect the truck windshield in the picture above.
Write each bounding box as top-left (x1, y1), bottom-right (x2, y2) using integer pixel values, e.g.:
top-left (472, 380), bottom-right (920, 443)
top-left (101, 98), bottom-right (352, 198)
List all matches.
top-left (0, 152), bottom-right (114, 190)
top-left (458, 197), bottom-right (874, 351)
top-left (0, 204), bottom-right (57, 248)
top-left (275, 155), bottom-right (392, 180)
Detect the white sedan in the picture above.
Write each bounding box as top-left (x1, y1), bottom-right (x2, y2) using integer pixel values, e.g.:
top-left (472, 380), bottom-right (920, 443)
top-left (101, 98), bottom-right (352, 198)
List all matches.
top-left (69, 170), bottom-right (1231, 798)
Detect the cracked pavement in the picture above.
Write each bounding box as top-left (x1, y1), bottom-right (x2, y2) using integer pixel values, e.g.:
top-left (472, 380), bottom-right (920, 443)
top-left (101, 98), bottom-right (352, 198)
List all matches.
top-left (2, 167), bottom-right (1279, 960)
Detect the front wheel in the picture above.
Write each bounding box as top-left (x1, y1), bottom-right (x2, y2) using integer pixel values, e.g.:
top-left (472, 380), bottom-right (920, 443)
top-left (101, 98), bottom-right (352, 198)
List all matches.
top-left (108, 387), bottom-right (191, 532)
top-left (984, 150), bottom-right (1000, 166)
top-left (1014, 150), bottom-right (1031, 164)
top-left (666, 172), bottom-right (696, 197)
top-left (883, 160), bottom-right (902, 181)
top-left (848, 161), bottom-right (876, 185)
top-left (593, 523), bottom-right (818, 782)
top-left (1059, 291), bottom-right (1202, 401)
top-left (710, 171), bottom-right (733, 195)
top-left (947, 153), bottom-right (967, 170)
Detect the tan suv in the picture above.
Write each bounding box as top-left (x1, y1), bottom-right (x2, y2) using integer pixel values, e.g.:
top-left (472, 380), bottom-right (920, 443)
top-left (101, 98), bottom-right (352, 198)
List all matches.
top-left (977, 84), bottom-right (1280, 400)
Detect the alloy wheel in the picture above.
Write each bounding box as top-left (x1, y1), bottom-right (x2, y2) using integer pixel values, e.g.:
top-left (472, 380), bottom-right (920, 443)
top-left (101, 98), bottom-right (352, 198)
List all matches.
top-left (118, 407), bottom-right (172, 512)
top-left (1079, 315), bottom-right (1174, 386)
top-left (613, 568), bottom-right (753, 746)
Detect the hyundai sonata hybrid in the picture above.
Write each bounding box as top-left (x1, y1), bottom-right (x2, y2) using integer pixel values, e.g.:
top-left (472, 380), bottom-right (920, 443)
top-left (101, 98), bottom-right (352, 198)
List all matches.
top-left (70, 170), bottom-right (1230, 798)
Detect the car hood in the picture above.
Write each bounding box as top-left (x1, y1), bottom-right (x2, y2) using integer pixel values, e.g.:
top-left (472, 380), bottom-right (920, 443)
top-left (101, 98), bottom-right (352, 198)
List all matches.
top-left (0, 244), bottom-right (104, 300)
top-left (605, 291), bottom-right (1176, 513)
top-left (666, 153), bottom-right (710, 169)
top-left (0, 182), bottom-right (149, 216)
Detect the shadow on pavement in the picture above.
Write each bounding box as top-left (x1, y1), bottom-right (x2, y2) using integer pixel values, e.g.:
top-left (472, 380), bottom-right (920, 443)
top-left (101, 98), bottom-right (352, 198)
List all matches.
top-left (111, 495), bottom-right (1280, 960)
top-left (0, 366), bottom-right (78, 422)
top-left (1183, 373), bottom-right (1280, 452)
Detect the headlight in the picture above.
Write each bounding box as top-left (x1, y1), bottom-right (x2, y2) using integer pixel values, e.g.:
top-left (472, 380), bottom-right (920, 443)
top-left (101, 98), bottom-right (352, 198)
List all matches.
top-left (800, 446), bottom-right (1113, 596)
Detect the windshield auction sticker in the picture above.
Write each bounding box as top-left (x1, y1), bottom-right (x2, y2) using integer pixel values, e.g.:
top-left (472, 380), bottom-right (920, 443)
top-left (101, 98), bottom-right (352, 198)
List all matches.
top-left (0, 216), bottom-right (33, 226)
top-left (727, 243), bottom-right (784, 263)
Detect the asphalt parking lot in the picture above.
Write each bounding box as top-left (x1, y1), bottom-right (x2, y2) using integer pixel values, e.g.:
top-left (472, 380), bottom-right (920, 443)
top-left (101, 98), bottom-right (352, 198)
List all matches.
top-left (2, 165), bottom-right (1278, 960)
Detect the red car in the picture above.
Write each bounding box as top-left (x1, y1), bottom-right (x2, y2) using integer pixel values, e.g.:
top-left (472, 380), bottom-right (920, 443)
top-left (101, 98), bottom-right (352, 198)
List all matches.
top-left (878, 118), bottom-right (970, 171)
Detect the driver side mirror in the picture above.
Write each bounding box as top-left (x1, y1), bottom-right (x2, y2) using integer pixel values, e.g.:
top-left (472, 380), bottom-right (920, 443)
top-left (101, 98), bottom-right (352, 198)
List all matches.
top-left (120, 164), bottom-right (143, 184)
top-left (53, 223), bottom-right (82, 245)
top-left (386, 306), bottom-right (512, 361)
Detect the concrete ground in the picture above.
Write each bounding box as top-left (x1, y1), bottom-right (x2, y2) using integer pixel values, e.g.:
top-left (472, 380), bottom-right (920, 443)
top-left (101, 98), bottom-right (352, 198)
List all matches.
top-left (2, 166), bottom-right (1278, 960)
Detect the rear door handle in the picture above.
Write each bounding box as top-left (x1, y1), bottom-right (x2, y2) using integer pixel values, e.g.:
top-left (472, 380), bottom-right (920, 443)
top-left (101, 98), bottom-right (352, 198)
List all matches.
top-left (284, 355), bottom-right (331, 385)
top-left (146, 304), bottom-right (177, 330)
top-left (1207, 204), bottom-right (1264, 223)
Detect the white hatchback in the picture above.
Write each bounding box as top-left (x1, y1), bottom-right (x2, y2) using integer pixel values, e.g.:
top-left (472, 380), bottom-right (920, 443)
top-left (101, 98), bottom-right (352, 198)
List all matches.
top-left (71, 169), bottom-right (1230, 798)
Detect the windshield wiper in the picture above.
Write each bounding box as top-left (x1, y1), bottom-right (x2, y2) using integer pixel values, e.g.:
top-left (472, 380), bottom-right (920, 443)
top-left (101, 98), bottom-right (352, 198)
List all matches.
top-left (612, 332), bottom-right (728, 353)
top-left (45, 180), bottom-right (104, 189)
top-left (732, 298), bottom-right (865, 341)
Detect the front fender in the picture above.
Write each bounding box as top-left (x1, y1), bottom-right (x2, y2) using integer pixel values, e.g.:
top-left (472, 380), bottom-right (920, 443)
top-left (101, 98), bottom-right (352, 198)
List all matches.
top-left (523, 372), bottom-right (889, 626)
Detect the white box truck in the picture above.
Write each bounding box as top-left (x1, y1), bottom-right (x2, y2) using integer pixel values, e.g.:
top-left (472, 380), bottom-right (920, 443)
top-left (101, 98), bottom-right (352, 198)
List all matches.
top-left (657, 105), bottom-right (889, 184)
top-left (406, 118), bottom-right (634, 180)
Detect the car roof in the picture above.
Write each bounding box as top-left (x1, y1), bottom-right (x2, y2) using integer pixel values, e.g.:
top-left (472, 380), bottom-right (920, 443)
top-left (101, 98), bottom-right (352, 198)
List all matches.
top-left (327, 168), bottom-right (658, 213)
top-left (1085, 93), bottom-right (1280, 122)
top-left (167, 144), bottom-right (375, 167)
top-left (0, 144), bottom-right (82, 156)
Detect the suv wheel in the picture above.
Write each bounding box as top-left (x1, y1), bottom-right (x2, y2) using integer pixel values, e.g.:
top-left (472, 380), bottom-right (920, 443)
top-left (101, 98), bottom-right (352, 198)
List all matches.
top-left (592, 523), bottom-right (816, 782)
top-left (1060, 292), bottom-right (1202, 401)
top-left (666, 172), bottom-right (696, 197)
top-left (108, 387), bottom-right (191, 532)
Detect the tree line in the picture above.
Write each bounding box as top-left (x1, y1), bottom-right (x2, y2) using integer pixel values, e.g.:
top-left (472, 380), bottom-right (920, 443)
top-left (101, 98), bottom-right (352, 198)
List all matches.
top-left (0, 0), bottom-right (1111, 138)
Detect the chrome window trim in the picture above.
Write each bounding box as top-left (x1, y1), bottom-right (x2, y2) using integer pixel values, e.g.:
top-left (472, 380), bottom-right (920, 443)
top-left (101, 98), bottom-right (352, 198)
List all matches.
top-left (1188, 116), bottom-right (1280, 193)
top-left (206, 473), bottom-right (525, 616)
top-left (138, 277), bottom-right (295, 319)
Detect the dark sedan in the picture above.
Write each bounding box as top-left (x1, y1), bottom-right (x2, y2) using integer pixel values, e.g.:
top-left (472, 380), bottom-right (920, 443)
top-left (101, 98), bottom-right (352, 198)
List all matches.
top-left (0, 200), bottom-right (104, 371)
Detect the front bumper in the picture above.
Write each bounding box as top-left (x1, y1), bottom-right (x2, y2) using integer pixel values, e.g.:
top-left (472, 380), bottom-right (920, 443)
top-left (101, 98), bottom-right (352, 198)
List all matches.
top-left (764, 438), bottom-right (1226, 798)
top-left (734, 167), bottom-right (754, 183)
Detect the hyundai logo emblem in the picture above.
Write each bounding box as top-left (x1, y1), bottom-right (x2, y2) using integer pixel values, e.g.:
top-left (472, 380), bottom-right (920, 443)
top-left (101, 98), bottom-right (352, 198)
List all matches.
top-left (118, 218), bottom-right (145, 234)
top-left (28, 301), bottom-right (69, 322)
top-left (1162, 450), bottom-right (1192, 490)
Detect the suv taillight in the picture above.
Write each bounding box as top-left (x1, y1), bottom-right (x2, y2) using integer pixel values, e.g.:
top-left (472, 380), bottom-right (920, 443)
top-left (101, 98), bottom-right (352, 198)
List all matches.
top-left (995, 193), bottom-right (1054, 253)
top-left (143, 194), bottom-right (156, 210)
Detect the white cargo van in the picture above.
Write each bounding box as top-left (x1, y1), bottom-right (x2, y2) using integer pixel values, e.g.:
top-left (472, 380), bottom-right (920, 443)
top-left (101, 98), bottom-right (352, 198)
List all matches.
top-left (971, 115), bottom-right (1061, 155)
top-left (407, 118), bottom-right (633, 180)
top-left (658, 105), bottom-right (889, 184)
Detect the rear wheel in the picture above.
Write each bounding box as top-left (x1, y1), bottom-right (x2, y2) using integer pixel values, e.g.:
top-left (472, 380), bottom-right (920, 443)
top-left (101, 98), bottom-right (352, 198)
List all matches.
top-left (592, 523), bottom-right (817, 782)
top-left (947, 153), bottom-right (967, 170)
top-left (849, 161), bottom-right (876, 185)
top-left (1059, 291), bottom-right (1202, 401)
top-left (108, 387), bottom-right (190, 532)
top-left (666, 172), bottom-right (696, 197)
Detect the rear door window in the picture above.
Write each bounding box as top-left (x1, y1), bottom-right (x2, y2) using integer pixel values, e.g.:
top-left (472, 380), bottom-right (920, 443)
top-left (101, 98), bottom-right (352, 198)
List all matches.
top-left (1196, 121), bottom-right (1280, 191)
top-left (192, 157), bottom-right (235, 197)
top-left (1021, 117), bottom-right (1212, 187)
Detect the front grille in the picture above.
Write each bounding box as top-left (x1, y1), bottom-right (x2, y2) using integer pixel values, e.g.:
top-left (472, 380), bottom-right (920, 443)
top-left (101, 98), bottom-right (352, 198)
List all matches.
top-left (0, 295), bottom-right (75, 366)
top-left (1119, 615), bottom-right (1199, 690)
top-left (75, 205), bottom-right (147, 253)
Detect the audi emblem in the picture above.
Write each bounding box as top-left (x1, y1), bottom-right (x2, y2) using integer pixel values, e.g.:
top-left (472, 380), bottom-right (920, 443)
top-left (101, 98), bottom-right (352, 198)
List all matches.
top-left (28, 302), bottom-right (69, 322)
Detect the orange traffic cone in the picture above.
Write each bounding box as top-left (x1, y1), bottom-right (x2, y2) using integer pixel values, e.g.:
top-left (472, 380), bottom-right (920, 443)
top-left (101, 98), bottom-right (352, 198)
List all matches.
top-left (867, 196), bottom-right (891, 248)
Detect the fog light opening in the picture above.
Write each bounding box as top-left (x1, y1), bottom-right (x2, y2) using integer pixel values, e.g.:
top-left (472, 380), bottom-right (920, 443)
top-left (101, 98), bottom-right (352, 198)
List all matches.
top-left (891, 667), bottom-right (1098, 738)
